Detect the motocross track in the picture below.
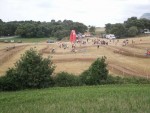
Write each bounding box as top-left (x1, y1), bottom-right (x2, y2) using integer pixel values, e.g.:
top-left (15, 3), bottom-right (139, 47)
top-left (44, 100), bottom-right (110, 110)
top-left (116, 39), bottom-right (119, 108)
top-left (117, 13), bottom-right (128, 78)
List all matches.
top-left (0, 36), bottom-right (150, 78)
top-left (0, 44), bottom-right (27, 65)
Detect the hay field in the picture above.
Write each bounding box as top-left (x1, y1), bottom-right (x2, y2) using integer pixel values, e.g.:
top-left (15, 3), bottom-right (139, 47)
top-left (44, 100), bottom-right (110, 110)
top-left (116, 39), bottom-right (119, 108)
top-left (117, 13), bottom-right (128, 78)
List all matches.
top-left (0, 36), bottom-right (150, 78)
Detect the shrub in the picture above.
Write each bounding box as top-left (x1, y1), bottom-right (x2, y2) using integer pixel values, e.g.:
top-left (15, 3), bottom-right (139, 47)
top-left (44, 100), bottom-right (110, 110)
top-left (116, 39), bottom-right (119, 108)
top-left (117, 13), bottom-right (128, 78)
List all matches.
top-left (80, 57), bottom-right (108, 85)
top-left (106, 75), bottom-right (124, 84)
top-left (106, 75), bottom-right (150, 84)
top-left (79, 70), bottom-right (96, 85)
top-left (54, 72), bottom-right (81, 87)
top-left (0, 75), bottom-right (17, 91)
top-left (0, 49), bottom-right (55, 91)
top-left (123, 77), bottom-right (150, 84)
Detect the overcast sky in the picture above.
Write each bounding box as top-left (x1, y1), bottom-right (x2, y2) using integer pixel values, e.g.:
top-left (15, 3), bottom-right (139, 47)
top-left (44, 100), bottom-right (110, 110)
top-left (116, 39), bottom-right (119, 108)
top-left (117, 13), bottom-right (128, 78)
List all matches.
top-left (0, 0), bottom-right (150, 27)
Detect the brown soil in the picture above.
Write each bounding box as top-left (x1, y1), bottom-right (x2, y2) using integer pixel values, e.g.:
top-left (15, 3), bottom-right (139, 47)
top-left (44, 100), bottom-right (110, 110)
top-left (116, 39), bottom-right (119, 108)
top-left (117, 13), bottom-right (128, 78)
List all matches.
top-left (52, 57), bottom-right (149, 78)
top-left (0, 45), bottom-right (27, 65)
top-left (105, 46), bottom-right (150, 58)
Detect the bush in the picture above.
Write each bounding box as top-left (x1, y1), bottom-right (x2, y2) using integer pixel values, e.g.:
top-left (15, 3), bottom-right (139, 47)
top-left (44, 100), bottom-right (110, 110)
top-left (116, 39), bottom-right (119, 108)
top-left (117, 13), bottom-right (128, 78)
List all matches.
top-left (80, 70), bottom-right (96, 85)
top-left (0, 49), bottom-right (55, 91)
top-left (106, 75), bottom-right (124, 84)
top-left (80, 57), bottom-right (108, 85)
top-left (123, 77), bottom-right (150, 84)
top-left (54, 72), bottom-right (81, 87)
top-left (105, 75), bottom-right (150, 84)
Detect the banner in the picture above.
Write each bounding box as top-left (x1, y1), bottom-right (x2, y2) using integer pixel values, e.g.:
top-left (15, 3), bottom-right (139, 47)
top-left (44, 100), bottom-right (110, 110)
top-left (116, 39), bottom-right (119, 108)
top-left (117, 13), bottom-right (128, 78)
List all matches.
top-left (70, 30), bottom-right (76, 43)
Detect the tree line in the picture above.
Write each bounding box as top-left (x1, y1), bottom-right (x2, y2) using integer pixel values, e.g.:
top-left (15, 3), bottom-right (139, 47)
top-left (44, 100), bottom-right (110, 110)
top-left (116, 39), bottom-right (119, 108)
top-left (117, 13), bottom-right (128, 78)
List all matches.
top-left (105, 17), bottom-right (150, 38)
top-left (0, 19), bottom-right (87, 40)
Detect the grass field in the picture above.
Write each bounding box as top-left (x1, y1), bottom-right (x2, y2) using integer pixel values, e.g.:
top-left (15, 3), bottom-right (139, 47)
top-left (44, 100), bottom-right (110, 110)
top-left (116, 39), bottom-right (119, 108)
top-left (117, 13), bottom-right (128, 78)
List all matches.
top-left (0, 84), bottom-right (150, 113)
top-left (95, 27), bottom-right (105, 35)
top-left (0, 36), bottom-right (55, 43)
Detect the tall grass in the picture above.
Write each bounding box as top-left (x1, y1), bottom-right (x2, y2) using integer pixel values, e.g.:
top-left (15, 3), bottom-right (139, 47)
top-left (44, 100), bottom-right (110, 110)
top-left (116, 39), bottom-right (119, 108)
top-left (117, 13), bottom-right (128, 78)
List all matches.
top-left (0, 84), bottom-right (150, 113)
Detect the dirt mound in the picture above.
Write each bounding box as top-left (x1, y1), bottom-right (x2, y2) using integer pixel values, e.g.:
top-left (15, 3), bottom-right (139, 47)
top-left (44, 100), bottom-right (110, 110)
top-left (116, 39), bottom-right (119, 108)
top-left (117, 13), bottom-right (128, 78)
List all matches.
top-left (113, 49), bottom-right (149, 58)
top-left (108, 64), bottom-right (148, 78)
top-left (106, 46), bottom-right (150, 58)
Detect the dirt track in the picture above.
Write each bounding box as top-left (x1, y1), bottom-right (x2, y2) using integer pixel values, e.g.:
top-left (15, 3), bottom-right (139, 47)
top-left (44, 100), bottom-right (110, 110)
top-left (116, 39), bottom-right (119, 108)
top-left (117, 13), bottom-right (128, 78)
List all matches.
top-left (0, 36), bottom-right (150, 78)
top-left (105, 45), bottom-right (150, 58)
top-left (0, 45), bottom-right (27, 65)
top-left (52, 57), bottom-right (149, 78)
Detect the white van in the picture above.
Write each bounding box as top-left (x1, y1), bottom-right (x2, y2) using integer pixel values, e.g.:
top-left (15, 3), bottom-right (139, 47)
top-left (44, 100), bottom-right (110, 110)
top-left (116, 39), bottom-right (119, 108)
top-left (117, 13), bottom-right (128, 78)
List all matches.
top-left (106, 34), bottom-right (116, 39)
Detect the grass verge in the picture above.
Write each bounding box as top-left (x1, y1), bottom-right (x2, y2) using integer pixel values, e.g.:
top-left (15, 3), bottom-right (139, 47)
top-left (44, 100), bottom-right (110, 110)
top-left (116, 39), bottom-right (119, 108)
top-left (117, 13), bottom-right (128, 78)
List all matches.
top-left (0, 36), bottom-right (56, 43)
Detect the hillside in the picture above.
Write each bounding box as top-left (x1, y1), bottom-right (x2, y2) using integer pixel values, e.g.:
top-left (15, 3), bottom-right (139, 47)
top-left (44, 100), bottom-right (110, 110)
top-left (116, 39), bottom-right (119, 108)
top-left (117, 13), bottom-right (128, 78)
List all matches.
top-left (140, 13), bottom-right (150, 20)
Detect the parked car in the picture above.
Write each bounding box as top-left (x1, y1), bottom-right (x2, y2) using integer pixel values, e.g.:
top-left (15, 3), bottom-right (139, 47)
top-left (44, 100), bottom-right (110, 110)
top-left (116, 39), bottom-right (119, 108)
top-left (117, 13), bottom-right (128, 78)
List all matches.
top-left (47, 40), bottom-right (55, 43)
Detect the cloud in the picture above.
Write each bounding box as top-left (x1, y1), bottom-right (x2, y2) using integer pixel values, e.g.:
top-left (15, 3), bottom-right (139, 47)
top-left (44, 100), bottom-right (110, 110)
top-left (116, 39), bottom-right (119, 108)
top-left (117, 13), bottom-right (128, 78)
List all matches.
top-left (0, 0), bottom-right (150, 26)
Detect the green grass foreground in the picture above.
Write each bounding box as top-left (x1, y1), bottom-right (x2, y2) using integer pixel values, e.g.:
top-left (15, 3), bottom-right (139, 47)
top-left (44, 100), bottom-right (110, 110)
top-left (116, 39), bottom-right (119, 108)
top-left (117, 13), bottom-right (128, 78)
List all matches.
top-left (0, 84), bottom-right (150, 113)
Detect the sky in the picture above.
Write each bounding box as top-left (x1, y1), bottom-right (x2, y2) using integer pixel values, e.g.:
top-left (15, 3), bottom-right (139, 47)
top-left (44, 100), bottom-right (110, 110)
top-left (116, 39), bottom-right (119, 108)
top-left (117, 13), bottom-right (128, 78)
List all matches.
top-left (0, 0), bottom-right (150, 27)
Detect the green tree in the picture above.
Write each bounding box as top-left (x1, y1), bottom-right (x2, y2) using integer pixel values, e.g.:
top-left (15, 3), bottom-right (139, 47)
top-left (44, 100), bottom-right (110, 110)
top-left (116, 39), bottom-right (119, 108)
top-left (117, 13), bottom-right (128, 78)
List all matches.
top-left (0, 22), bottom-right (4, 36)
top-left (140, 18), bottom-right (150, 30)
top-left (0, 49), bottom-right (55, 90)
top-left (110, 23), bottom-right (127, 38)
top-left (80, 57), bottom-right (108, 85)
top-left (124, 17), bottom-right (144, 33)
top-left (127, 26), bottom-right (138, 37)
top-left (105, 23), bottom-right (112, 33)
top-left (0, 19), bottom-right (87, 38)
top-left (71, 22), bottom-right (87, 33)
top-left (54, 30), bottom-right (69, 40)
top-left (89, 26), bottom-right (96, 33)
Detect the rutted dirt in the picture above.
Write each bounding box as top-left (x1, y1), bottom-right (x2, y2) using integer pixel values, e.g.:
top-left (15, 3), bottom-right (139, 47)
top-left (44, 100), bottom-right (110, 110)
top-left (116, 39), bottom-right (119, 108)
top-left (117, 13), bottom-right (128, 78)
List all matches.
top-left (52, 57), bottom-right (95, 63)
top-left (0, 45), bottom-right (27, 65)
top-left (105, 45), bottom-right (150, 58)
top-left (0, 36), bottom-right (150, 78)
top-left (52, 57), bottom-right (149, 78)
top-left (108, 64), bottom-right (148, 78)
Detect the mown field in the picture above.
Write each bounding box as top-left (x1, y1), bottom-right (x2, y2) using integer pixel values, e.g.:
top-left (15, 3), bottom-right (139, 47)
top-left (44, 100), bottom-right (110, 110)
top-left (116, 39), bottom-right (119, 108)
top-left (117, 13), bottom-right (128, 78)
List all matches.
top-left (0, 84), bottom-right (150, 113)
top-left (0, 36), bottom-right (150, 78)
